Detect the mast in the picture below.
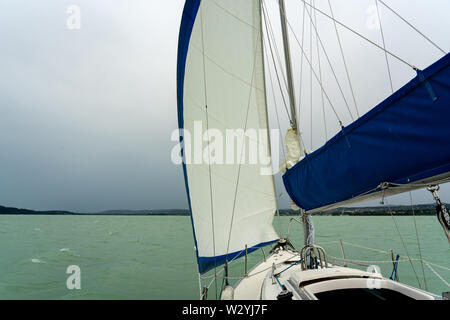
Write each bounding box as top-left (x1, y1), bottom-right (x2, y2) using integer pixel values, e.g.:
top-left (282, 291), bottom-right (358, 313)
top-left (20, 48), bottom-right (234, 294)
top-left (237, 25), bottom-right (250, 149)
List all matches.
top-left (278, 0), bottom-right (315, 246)
top-left (278, 0), bottom-right (298, 133)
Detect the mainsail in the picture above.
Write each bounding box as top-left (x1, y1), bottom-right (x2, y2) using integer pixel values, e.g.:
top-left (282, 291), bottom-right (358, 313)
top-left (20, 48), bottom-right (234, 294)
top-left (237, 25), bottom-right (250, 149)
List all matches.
top-left (177, 0), bottom-right (278, 274)
top-left (283, 53), bottom-right (450, 213)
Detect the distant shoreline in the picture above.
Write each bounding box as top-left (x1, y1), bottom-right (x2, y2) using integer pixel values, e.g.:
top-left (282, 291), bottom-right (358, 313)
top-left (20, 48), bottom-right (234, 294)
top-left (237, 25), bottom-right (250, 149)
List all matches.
top-left (0, 204), bottom-right (442, 216)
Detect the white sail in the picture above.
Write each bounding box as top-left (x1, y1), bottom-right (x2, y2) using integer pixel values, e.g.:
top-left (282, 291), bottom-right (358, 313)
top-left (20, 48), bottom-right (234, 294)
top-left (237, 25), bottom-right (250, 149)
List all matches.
top-left (178, 0), bottom-right (278, 273)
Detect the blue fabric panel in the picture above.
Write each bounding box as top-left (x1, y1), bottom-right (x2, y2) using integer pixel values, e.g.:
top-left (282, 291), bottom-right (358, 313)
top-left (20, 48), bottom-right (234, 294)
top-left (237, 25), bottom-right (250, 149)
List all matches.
top-left (197, 240), bottom-right (278, 275)
top-left (283, 53), bottom-right (450, 211)
top-left (176, 0), bottom-right (202, 272)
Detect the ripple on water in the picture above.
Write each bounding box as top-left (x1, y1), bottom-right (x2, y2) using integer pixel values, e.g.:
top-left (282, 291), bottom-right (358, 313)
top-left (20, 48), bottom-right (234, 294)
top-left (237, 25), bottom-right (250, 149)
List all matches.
top-left (31, 258), bottom-right (46, 264)
top-left (59, 248), bottom-right (81, 257)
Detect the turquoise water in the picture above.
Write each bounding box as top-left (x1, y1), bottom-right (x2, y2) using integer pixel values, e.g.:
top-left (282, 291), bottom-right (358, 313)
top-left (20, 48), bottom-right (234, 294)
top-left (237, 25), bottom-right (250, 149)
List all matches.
top-left (0, 215), bottom-right (448, 299)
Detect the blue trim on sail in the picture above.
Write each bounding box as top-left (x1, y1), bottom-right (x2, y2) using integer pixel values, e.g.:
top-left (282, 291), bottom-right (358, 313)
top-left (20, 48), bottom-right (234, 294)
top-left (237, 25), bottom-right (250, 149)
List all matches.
top-left (283, 53), bottom-right (450, 212)
top-left (176, 0), bottom-right (276, 275)
top-left (177, 0), bottom-right (202, 270)
top-left (197, 240), bottom-right (278, 274)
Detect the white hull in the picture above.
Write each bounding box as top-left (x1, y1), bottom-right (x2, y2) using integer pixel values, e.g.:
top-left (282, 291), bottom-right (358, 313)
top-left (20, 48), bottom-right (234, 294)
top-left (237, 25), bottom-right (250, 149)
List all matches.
top-left (231, 247), bottom-right (440, 300)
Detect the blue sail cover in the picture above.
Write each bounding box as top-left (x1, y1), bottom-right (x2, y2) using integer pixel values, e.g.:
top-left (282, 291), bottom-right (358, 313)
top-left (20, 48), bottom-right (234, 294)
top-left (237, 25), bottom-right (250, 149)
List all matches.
top-left (283, 53), bottom-right (450, 212)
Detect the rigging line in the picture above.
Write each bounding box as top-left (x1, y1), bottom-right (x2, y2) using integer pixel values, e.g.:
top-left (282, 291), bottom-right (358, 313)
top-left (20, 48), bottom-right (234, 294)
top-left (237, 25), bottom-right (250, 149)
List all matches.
top-left (309, 0), bottom-right (313, 150)
top-left (303, 3), bottom-right (355, 122)
top-left (326, 241), bottom-right (450, 271)
top-left (262, 2), bottom-right (291, 101)
top-left (274, 258), bottom-right (303, 276)
top-left (199, 6), bottom-right (218, 299)
top-left (275, 207), bottom-right (284, 239)
top-left (198, 273), bottom-right (203, 300)
top-left (264, 0), bottom-right (310, 152)
top-left (287, 217), bottom-right (302, 239)
top-left (201, 269), bottom-right (224, 281)
top-left (385, 199), bottom-right (423, 289)
top-left (298, 0), bottom-right (417, 69)
top-left (262, 2), bottom-right (293, 124)
top-left (425, 263), bottom-right (450, 289)
top-left (189, 42), bottom-right (265, 92)
top-left (278, 2), bottom-right (343, 125)
top-left (327, 0), bottom-right (359, 118)
top-left (278, 0), bottom-right (299, 132)
top-left (263, 2), bottom-right (309, 153)
top-left (342, 241), bottom-right (390, 255)
top-left (201, 265), bottom-right (225, 280)
top-left (263, 5), bottom-right (309, 154)
top-left (221, 249), bottom-right (295, 282)
top-left (316, 240), bottom-right (341, 245)
top-left (201, 250), bottom-right (245, 281)
top-left (383, 177), bottom-right (450, 188)
top-left (409, 192), bottom-right (428, 291)
top-left (266, 15), bottom-right (290, 94)
top-left (225, 252), bottom-right (302, 281)
top-left (313, 0), bottom-right (327, 142)
top-left (205, 275), bottom-right (218, 290)
top-left (263, 27), bottom-right (285, 238)
top-left (211, 0), bottom-right (256, 30)
top-left (424, 260), bottom-right (450, 272)
top-left (328, 256), bottom-right (423, 264)
top-left (260, 19), bottom-right (283, 241)
top-left (264, 47), bottom-right (287, 162)
top-left (297, 1), bottom-right (306, 131)
top-left (378, 0), bottom-right (447, 55)
top-left (375, 0), bottom-right (394, 93)
top-left (423, 260), bottom-right (450, 271)
top-left (225, 12), bottom-right (263, 258)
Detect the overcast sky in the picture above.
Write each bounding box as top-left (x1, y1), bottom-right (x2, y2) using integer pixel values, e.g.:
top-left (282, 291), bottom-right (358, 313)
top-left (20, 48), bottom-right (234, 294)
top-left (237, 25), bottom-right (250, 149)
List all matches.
top-left (0, 0), bottom-right (449, 212)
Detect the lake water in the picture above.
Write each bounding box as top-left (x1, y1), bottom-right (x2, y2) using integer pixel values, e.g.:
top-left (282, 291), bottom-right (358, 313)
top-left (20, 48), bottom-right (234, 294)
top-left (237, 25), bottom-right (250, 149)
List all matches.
top-left (0, 215), bottom-right (448, 299)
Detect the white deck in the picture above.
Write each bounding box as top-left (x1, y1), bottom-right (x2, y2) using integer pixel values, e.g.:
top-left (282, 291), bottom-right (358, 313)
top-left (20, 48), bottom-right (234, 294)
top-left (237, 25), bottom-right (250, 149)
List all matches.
top-left (232, 247), bottom-right (439, 300)
top-left (233, 249), bottom-right (299, 300)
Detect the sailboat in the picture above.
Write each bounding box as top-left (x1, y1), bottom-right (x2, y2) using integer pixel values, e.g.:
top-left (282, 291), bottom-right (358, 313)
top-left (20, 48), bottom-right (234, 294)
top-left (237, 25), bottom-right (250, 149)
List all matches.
top-left (176, 0), bottom-right (450, 300)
